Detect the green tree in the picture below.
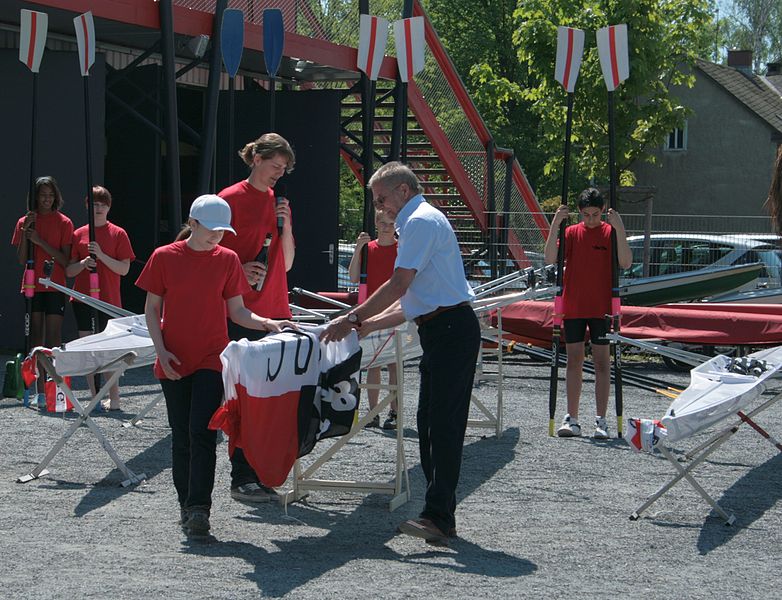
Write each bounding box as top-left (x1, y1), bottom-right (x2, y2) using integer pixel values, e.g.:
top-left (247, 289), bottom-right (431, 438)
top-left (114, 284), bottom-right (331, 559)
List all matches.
top-left (514, 0), bottom-right (713, 200)
top-left (719, 0), bottom-right (782, 71)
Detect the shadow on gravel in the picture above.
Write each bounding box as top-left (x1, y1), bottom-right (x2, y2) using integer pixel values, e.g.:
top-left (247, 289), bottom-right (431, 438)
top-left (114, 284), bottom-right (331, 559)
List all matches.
top-left (181, 426), bottom-right (536, 596)
top-left (71, 433), bottom-right (172, 517)
top-left (696, 452), bottom-right (782, 555)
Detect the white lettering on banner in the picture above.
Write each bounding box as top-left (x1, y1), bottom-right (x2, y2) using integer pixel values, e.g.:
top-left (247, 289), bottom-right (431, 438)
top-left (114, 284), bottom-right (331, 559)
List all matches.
top-left (321, 379), bottom-right (358, 412)
top-left (221, 327), bottom-right (360, 400)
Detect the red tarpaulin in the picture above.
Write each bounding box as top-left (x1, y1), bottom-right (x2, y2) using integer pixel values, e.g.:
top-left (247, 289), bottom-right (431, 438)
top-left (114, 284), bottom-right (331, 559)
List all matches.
top-left (495, 301), bottom-right (782, 347)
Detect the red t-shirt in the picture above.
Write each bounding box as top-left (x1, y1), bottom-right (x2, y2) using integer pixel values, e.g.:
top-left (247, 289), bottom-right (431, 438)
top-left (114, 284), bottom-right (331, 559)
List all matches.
top-left (365, 239), bottom-right (397, 296)
top-left (562, 222), bottom-right (613, 319)
top-left (135, 241), bottom-right (250, 379)
top-left (11, 210), bottom-right (74, 292)
top-left (218, 180), bottom-right (293, 318)
top-left (70, 221), bottom-right (135, 307)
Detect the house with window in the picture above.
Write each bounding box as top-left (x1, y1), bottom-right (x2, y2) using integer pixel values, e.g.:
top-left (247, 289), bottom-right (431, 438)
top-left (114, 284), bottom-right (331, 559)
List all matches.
top-left (629, 50), bottom-right (782, 230)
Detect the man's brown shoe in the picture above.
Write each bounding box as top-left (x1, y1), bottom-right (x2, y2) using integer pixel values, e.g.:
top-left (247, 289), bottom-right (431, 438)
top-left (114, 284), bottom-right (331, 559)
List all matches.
top-left (398, 518), bottom-right (448, 543)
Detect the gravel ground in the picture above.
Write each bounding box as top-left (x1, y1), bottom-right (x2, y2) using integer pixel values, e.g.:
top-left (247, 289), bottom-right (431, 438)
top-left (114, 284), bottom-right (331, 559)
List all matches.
top-left (1, 350), bottom-right (780, 599)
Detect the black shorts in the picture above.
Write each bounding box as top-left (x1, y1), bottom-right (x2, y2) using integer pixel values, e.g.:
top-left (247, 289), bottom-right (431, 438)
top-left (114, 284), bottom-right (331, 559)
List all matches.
top-left (30, 292), bottom-right (66, 316)
top-left (564, 318), bottom-right (609, 345)
top-left (72, 301), bottom-right (109, 332)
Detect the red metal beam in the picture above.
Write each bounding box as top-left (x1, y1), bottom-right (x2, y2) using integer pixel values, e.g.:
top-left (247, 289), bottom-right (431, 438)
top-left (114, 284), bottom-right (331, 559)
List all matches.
top-left (28, 0), bottom-right (398, 79)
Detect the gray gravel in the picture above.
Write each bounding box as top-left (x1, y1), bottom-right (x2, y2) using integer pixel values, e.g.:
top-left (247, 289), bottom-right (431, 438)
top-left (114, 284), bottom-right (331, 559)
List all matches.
top-left (1, 351), bottom-right (780, 599)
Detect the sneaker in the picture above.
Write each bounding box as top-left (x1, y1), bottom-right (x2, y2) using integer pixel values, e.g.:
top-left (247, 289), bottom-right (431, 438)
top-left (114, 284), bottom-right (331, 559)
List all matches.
top-left (37, 393), bottom-right (47, 413)
top-left (594, 416), bottom-right (610, 440)
top-left (230, 482), bottom-right (277, 503)
top-left (364, 414), bottom-right (380, 429)
top-left (556, 414), bottom-right (581, 437)
top-left (183, 509), bottom-right (210, 536)
top-left (382, 411), bottom-right (397, 430)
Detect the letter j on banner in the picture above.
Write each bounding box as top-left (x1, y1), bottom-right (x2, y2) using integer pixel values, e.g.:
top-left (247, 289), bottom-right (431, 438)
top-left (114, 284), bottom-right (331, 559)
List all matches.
top-left (73, 11), bottom-right (95, 76)
top-left (393, 16), bottom-right (425, 83)
top-left (19, 9), bottom-right (48, 73)
top-left (554, 26), bottom-right (585, 93)
top-left (596, 24), bottom-right (629, 91)
top-left (357, 14), bottom-right (389, 81)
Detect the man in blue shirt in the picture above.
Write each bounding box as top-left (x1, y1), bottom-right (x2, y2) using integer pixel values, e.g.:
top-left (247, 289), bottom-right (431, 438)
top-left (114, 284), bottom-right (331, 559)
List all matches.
top-left (322, 162), bottom-right (480, 545)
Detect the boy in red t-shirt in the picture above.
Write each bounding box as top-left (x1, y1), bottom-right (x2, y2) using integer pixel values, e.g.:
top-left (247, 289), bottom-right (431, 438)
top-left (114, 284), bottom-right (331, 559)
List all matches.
top-left (543, 188), bottom-right (632, 439)
top-left (67, 186), bottom-right (135, 410)
top-left (348, 211), bottom-right (398, 429)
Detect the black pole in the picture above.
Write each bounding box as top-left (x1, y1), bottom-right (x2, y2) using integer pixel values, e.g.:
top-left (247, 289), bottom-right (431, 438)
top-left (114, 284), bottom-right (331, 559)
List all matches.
top-left (159, 0), bottom-right (182, 236)
top-left (198, 0), bottom-right (227, 194)
top-left (549, 92), bottom-right (573, 436)
top-left (228, 75), bottom-right (235, 183)
top-left (486, 138), bottom-right (497, 280)
top-left (607, 90), bottom-right (623, 437)
top-left (83, 76), bottom-right (99, 336)
top-left (24, 73), bottom-right (39, 356)
top-left (269, 76), bottom-right (276, 131)
top-left (501, 152), bottom-right (513, 273)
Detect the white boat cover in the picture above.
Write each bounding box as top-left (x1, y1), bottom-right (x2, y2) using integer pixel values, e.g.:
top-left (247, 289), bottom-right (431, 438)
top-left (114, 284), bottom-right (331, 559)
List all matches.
top-left (661, 345), bottom-right (782, 442)
top-left (51, 315), bottom-right (155, 376)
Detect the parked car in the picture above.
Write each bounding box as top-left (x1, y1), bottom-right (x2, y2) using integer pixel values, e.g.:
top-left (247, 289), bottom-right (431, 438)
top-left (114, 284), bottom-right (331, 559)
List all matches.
top-left (623, 233), bottom-right (782, 288)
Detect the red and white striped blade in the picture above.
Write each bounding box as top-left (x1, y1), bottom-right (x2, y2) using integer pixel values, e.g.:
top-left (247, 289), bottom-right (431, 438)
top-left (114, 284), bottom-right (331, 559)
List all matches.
top-left (554, 26), bottom-right (585, 93)
top-left (357, 14), bottom-right (389, 81)
top-left (596, 24), bottom-right (629, 91)
top-left (73, 11), bottom-right (95, 77)
top-left (19, 9), bottom-right (48, 73)
top-left (393, 16), bottom-right (425, 83)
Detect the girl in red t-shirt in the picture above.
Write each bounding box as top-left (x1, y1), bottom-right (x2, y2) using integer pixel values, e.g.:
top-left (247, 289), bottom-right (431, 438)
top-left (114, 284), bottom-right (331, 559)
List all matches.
top-left (12, 176), bottom-right (74, 410)
top-left (67, 186), bottom-right (135, 411)
top-left (136, 194), bottom-right (295, 538)
top-left (348, 211), bottom-right (399, 429)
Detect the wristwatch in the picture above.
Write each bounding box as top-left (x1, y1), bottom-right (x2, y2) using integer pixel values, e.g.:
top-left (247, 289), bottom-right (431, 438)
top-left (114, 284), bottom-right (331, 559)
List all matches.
top-left (347, 312), bottom-right (361, 327)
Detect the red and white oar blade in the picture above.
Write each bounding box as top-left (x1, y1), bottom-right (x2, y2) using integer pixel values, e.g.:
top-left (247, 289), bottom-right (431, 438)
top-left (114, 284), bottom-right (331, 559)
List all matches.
top-left (596, 24), bottom-right (629, 91)
top-left (554, 26), bottom-right (585, 93)
top-left (393, 16), bottom-right (425, 83)
top-left (73, 11), bottom-right (96, 77)
top-left (19, 9), bottom-right (48, 73)
top-left (357, 14), bottom-right (389, 81)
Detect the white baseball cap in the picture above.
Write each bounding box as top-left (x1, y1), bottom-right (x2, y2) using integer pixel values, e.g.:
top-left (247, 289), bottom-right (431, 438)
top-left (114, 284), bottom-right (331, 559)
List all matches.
top-left (189, 194), bottom-right (236, 234)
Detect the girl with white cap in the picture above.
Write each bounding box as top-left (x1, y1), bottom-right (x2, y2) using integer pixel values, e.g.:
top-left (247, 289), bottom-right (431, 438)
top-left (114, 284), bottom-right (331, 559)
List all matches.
top-left (136, 194), bottom-right (295, 538)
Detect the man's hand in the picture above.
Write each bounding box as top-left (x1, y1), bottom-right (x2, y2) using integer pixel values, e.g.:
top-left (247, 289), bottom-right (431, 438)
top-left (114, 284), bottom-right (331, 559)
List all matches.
top-left (355, 232), bottom-right (370, 250)
top-left (552, 205), bottom-right (569, 228)
top-left (320, 315), bottom-right (355, 342)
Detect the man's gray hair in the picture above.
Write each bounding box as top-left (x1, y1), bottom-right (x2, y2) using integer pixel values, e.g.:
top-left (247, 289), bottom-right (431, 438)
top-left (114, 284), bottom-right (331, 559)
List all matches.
top-left (367, 161), bottom-right (423, 195)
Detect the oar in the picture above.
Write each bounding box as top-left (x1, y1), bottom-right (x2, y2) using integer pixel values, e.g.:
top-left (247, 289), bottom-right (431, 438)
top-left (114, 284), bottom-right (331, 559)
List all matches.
top-left (220, 9), bottom-right (244, 184)
top-left (549, 26), bottom-right (584, 435)
top-left (597, 23), bottom-right (629, 437)
top-left (74, 11), bottom-right (99, 336)
top-left (19, 10), bottom-right (47, 359)
top-left (263, 9), bottom-right (284, 131)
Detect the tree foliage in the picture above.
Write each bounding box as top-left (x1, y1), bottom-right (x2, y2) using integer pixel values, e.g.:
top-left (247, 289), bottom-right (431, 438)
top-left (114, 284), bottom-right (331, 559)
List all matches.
top-left (514, 0), bottom-right (713, 201)
top-left (718, 0), bottom-right (782, 71)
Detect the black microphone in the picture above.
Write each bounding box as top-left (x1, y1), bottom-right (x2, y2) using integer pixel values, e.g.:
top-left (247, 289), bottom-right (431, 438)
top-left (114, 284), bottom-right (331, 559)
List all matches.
top-left (274, 182), bottom-right (287, 236)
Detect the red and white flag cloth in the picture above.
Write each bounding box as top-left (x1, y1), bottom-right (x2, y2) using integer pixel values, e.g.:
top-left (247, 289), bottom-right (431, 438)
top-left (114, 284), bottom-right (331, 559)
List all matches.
top-left (210, 327), bottom-right (362, 487)
top-left (627, 418), bottom-right (666, 453)
top-left (596, 24), bottom-right (629, 92)
top-left (554, 26), bottom-right (585, 93)
top-left (393, 16), bottom-right (425, 83)
top-left (19, 9), bottom-right (48, 73)
top-left (357, 14), bottom-right (389, 81)
top-left (73, 11), bottom-right (95, 77)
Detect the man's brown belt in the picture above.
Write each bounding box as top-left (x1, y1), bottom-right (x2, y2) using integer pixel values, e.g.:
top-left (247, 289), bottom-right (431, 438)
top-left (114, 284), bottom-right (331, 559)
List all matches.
top-left (414, 301), bottom-right (471, 326)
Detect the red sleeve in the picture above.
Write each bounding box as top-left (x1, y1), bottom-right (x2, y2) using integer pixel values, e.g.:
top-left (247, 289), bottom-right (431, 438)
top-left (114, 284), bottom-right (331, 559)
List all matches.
top-left (223, 251), bottom-right (251, 300)
top-left (115, 227), bottom-right (136, 262)
top-left (11, 217), bottom-right (24, 246)
top-left (136, 249), bottom-right (166, 297)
